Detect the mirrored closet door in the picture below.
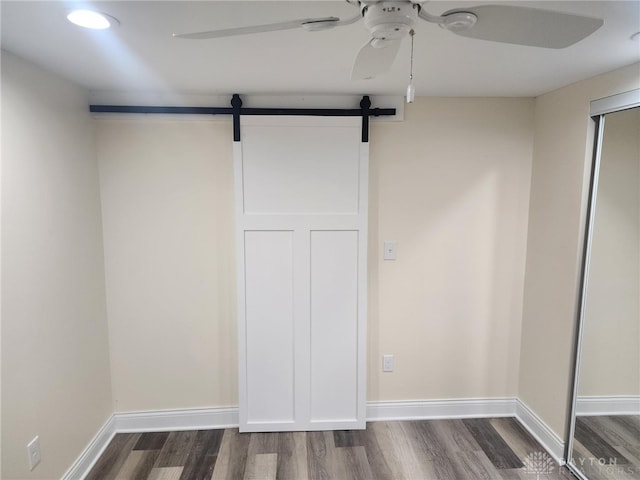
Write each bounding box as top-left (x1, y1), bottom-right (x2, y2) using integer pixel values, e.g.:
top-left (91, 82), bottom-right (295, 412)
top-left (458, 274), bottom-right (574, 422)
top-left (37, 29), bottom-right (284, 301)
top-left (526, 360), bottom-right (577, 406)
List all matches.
top-left (567, 90), bottom-right (640, 480)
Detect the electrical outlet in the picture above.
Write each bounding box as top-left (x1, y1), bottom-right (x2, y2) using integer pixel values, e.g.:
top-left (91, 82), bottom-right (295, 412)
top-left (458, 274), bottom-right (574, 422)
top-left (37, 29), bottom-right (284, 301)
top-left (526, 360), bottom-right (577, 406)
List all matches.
top-left (27, 436), bottom-right (41, 471)
top-left (383, 354), bottom-right (394, 372)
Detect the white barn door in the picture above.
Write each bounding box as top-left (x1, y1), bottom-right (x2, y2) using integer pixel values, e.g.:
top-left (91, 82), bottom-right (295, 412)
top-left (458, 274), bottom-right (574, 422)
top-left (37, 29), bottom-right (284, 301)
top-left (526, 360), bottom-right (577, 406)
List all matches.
top-left (234, 116), bottom-right (367, 432)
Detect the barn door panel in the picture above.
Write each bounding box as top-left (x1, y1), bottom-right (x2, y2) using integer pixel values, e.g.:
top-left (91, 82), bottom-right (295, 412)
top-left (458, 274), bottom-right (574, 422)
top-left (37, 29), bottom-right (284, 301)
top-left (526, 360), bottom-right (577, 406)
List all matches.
top-left (234, 116), bottom-right (367, 432)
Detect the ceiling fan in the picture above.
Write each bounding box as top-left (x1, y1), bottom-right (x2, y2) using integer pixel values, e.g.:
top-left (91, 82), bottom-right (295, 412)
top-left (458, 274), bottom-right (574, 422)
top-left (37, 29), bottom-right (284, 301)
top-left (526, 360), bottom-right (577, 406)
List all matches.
top-left (173, 1), bottom-right (604, 81)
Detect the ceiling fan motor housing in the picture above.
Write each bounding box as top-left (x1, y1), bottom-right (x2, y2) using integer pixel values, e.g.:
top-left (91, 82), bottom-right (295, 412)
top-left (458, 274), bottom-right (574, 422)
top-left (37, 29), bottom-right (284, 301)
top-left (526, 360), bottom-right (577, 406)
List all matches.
top-left (362, 1), bottom-right (418, 40)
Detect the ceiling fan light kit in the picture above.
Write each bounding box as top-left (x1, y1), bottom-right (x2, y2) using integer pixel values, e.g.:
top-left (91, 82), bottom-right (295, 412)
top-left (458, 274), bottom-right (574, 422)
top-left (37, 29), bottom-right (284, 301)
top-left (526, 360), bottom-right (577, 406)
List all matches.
top-left (172, 0), bottom-right (605, 95)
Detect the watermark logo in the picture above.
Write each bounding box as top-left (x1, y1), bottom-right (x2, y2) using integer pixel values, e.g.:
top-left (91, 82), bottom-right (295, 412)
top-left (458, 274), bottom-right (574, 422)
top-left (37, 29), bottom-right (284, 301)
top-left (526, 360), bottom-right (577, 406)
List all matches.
top-left (576, 457), bottom-right (637, 476)
top-left (523, 451), bottom-right (555, 479)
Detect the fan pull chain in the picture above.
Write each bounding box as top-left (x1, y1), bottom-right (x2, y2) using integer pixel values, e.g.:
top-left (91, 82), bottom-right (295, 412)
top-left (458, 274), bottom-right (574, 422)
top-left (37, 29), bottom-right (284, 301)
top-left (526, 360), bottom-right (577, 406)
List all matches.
top-left (406, 29), bottom-right (416, 103)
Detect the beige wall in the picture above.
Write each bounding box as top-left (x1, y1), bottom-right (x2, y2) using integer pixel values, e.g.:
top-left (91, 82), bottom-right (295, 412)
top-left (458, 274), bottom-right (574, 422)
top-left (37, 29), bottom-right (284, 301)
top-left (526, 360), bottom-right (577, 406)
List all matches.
top-left (519, 62), bottom-right (640, 439)
top-left (96, 97), bottom-right (534, 411)
top-left (369, 98), bottom-right (533, 400)
top-left (578, 107), bottom-right (640, 398)
top-left (96, 118), bottom-right (237, 411)
top-left (1, 52), bottom-right (113, 479)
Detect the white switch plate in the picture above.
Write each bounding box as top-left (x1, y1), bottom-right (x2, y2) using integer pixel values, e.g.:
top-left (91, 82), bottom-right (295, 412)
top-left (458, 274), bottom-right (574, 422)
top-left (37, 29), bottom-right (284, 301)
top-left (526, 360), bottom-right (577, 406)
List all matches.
top-left (383, 241), bottom-right (397, 260)
top-left (383, 354), bottom-right (394, 372)
top-left (27, 436), bottom-right (41, 471)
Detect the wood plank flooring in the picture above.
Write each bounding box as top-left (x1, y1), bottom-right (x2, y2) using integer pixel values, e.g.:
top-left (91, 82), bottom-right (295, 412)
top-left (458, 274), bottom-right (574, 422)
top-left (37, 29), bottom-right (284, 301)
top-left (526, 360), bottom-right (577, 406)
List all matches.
top-left (87, 418), bottom-right (574, 480)
top-left (572, 415), bottom-right (640, 480)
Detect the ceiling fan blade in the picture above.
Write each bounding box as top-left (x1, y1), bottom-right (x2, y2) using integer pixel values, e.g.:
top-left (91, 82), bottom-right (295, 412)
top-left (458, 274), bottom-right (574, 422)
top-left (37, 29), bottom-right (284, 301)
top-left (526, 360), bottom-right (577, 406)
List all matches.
top-left (442, 5), bottom-right (603, 49)
top-left (174, 16), bottom-right (340, 39)
top-left (351, 38), bottom-right (402, 81)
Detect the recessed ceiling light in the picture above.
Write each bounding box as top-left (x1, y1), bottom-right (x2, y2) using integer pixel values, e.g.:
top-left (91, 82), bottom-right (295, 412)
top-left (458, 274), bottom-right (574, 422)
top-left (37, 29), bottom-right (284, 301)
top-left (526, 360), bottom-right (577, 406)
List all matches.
top-left (67, 10), bottom-right (118, 30)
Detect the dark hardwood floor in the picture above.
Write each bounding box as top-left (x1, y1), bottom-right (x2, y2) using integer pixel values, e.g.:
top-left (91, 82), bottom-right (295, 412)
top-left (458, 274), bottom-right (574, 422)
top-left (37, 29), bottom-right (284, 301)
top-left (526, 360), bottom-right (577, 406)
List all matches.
top-left (86, 417), bottom-right (575, 480)
top-left (572, 415), bottom-right (640, 480)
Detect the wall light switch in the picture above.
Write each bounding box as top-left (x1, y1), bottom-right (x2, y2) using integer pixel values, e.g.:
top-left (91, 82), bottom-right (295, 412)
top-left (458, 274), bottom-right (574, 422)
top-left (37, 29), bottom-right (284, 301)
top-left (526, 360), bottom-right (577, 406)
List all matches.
top-left (383, 241), bottom-right (397, 260)
top-left (383, 354), bottom-right (394, 372)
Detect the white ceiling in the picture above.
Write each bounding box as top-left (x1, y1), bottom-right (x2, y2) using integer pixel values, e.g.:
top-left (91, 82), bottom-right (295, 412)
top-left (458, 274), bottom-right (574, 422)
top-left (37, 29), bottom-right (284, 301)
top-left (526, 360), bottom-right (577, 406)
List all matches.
top-left (1, 0), bottom-right (639, 99)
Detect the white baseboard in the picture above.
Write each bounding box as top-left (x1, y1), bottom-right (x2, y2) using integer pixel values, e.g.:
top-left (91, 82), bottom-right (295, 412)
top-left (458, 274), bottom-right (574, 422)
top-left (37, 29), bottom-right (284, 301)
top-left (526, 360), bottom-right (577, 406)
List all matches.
top-left (366, 397), bottom-right (517, 421)
top-left (65, 398), bottom-right (567, 479)
top-left (113, 406), bottom-right (239, 433)
top-left (61, 415), bottom-right (116, 480)
top-left (110, 398), bottom-right (519, 434)
top-left (575, 396), bottom-right (640, 416)
top-left (63, 407), bottom-right (239, 479)
top-left (515, 399), bottom-right (565, 464)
